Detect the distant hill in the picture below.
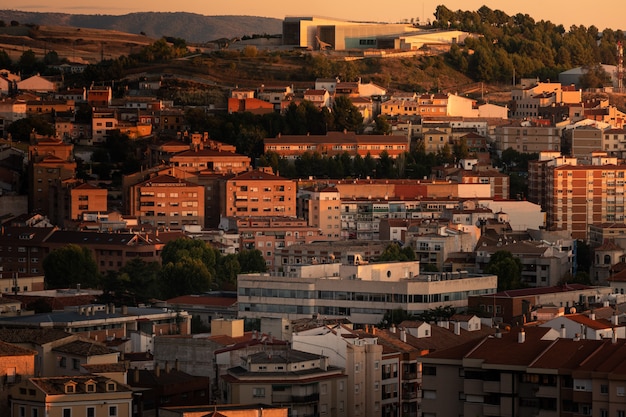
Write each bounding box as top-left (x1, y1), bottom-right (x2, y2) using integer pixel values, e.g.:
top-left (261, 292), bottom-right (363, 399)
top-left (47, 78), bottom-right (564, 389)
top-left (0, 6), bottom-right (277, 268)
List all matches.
top-left (0, 11), bottom-right (283, 43)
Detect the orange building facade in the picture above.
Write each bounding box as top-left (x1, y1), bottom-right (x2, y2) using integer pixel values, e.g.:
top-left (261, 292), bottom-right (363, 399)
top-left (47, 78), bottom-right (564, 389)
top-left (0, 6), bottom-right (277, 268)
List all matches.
top-left (223, 169), bottom-right (296, 218)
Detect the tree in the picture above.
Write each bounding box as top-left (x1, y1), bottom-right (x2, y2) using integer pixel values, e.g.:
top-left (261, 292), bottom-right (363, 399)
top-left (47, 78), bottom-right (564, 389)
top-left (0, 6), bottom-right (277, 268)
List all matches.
top-left (43, 245), bottom-right (100, 289)
top-left (373, 115), bottom-right (392, 135)
top-left (484, 250), bottom-right (524, 291)
top-left (238, 249), bottom-right (267, 273)
top-left (331, 95), bottom-right (364, 133)
top-left (17, 49), bottom-right (39, 76)
top-left (159, 257), bottom-right (213, 299)
top-left (100, 258), bottom-right (161, 304)
top-left (378, 243), bottom-right (416, 262)
top-left (6, 116), bottom-right (54, 141)
top-left (161, 238), bottom-right (217, 271)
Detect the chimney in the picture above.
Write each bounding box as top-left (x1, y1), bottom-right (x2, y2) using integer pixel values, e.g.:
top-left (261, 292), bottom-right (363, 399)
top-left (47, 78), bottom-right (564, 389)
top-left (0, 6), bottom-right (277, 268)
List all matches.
top-left (589, 310), bottom-right (596, 321)
top-left (573, 333), bottom-right (581, 341)
top-left (613, 313), bottom-right (619, 326)
top-left (560, 324), bottom-right (566, 339)
top-left (518, 329), bottom-right (526, 343)
top-left (175, 358), bottom-right (179, 371)
top-left (613, 329), bottom-right (618, 344)
top-left (122, 305), bottom-right (128, 315)
top-left (454, 321), bottom-right (461, 336)
top-left (494, 328), bottom-right (502, 338)
top-left (134, 367), bottom-right (140, 383)
top-left (400, 329), bottom-right (407, 343)
top-left (165, 361), bottom-right (170, 373)
top-left (155, 366), bottom-right (160, 377)
top-left (390, 324), bottom-right (396, 334)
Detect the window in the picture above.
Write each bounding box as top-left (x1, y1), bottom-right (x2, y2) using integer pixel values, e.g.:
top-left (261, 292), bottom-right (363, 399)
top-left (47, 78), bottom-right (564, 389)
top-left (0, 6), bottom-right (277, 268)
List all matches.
top-left (73, 358), bottom-right (80, 370)
top-left (19, 406), bottom-right (25, 417)
top-left (253, 387), bottom-right (265, 397)
top-left (87, 407), bottom-right (95, 417)
top-left (86, 383), bottom-right (95, 393)
top-left (108, 406), bottom-right (117, 417)
top-left (63, 409), bottom-right (71, 417)
top-left (107, 382), bottom-right (116, 391)
top-left (31, 408), bottom-right (39, 417)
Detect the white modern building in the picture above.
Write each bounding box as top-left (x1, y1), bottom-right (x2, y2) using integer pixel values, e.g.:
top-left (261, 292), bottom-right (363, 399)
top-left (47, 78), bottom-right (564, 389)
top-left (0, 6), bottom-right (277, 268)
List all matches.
top-left (238, 259), bottom-right (497, 324)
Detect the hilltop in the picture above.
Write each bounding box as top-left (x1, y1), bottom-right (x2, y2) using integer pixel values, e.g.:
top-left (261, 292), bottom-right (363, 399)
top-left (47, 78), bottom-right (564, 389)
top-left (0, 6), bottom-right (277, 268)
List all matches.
top-left (0, 11), bottom-right (282, 44)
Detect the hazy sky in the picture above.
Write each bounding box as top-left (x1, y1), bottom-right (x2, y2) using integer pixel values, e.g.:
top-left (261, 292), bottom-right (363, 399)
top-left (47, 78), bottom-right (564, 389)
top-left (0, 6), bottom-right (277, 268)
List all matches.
top-left (10, 0), bottom-right (625, 31)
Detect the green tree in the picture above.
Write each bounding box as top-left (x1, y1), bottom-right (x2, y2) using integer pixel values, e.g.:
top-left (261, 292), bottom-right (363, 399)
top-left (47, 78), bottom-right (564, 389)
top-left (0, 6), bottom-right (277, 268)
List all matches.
top-left (484, 250), bottom-right (524, 291)
top-left (0, 49), bottom-right (11, 69)
top-left (101, 258), bottom-right (162, 304)
top-left (159, 257), bottom-right (213, 299)
top-left (43, 245), bottom-right (100, 289)
top-left (6, 116), bottom-right (54, 141)
top-left (378, 243), bottom-right (416, 261)
top-left (17, 49), bottom-right (39, 75)
top-left (238, 249), bottom-right (268, 273)
top-left (372, 115), bottom-right (392, 135)
top-left (331, 96), bottom-right (364, 133)
top-left (161, 238), bottom-right (218, 271)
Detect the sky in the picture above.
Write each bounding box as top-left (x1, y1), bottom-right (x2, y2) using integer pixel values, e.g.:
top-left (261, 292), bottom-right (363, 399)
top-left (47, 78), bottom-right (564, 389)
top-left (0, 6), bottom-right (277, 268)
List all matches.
top-left (9, 0), bottom-right (625, 31)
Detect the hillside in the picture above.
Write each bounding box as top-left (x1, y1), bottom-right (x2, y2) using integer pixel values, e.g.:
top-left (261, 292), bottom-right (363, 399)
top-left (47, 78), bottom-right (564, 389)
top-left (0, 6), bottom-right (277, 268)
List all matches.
top-left (0, 11), bottom-right (282, 44)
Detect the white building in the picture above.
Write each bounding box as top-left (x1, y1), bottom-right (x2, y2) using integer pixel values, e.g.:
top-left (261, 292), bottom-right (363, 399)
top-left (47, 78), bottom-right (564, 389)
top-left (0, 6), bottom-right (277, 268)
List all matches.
top-left (237, 260), bottom-right (497, 324)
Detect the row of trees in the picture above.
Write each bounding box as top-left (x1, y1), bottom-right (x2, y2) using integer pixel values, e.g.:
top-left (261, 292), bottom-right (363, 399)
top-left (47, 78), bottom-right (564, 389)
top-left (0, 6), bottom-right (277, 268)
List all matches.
top-left (42, 238), bottom-right (267, 305)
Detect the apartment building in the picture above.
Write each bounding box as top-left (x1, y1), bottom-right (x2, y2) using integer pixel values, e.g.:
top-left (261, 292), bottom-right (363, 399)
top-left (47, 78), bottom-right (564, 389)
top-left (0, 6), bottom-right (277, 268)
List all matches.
top-left (0, 226), bottom-right (56, 277)
top-left (0, 340), bottom-right (36, 415)
top-left (223, 169), bottom-right (296, 218)
top-left (219, 216), bottom-right (325, 268)
top-left (128, 174), bottom-right (205, 229)
top-left (238, 260), bottom-right (497, 324)
top-left (528, 151), bottom-right (577, 210)
top-left (28, 138), bottom-right (77, 214)
top-left (546, 157), bottom-right (626, 239)
top-left (421, 327), bottom-right (626, 417)
top-left (224, 349), bottom-right (347, 417)
top-left (264, 131), bottom-right (409, 159)
top-left (297, 186), bottom-right (342, 240)
top-left (273, 240), bottom-right (391, 267)
top-left (48, 179), bottom-right (108, 226)
top-left (10, 375), bottom-right (133, 417)
top-left (602, 127), bottom-right (626, 157)
top-left (570, 125), bottom-right (603, 158)
top-left (292, 324), bottom-right (382, 417)
top-left (91, 109), bottom-right (118, 144)
top-left (493, 122), bottom-right (561, 154)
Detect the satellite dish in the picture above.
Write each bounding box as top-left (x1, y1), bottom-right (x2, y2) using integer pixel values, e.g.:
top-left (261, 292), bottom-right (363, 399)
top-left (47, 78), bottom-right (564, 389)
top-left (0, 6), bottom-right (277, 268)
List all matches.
top-left (570, 307), bottom-right (577, 314)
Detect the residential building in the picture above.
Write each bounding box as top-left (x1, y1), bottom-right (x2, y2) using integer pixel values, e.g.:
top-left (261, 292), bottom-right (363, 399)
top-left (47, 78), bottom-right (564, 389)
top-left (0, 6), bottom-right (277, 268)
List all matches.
top-left (264, 131), bottom-right (409, 159)
top-left (42, 229), bottom-right (181, 274)
top-left (223, 349), bottom-right (347, 417)
top-left (0, 305), bottom-right (191, 350)
top-left (273, 240), bottom-right (391, 268)
top-left (28, 137), bottom-right (77, 214)
top-left (475, 236), bottom-right (574, 287)
top-left (0, 340), bottom-right (36, 415)
top-left (87, 86), bottom-right (112, 107)
top-left (48, 180), bottom-right (108, 226)
top-left (9, 375), bottom-right (133, 417)
top-left (494, 122), bottom-right (561, 154)
top-left (128, 174), bottom-right (205, 229)
top-left (545, 155), bottom-right (626, 239)
top-left (292, 324), bottom-right (381, 417)
top-left (570, 125), bottom-right (603, 158)
top-left (238, 260), bottom-right (497, 324)
top-left (17, 75), bottom-right (57, 92)
top-left (223, 169), bottom-right (296, 218)
top-left (467, 284), bottom-right (613, 325)
top-left (297, 186), bottom-right (342, 240)
top-left (0, 98), bottom-right (27, 124)
top-left (219, 216), bottom-right (325, 268)
top-left (0, 226), bottom-right (57, 277)
top-left (91, 109), bottom-right (118, 144)
top-left (603, 128), bottom-right (626, 157)
top-left (420, 327), bottom-right (626, 417)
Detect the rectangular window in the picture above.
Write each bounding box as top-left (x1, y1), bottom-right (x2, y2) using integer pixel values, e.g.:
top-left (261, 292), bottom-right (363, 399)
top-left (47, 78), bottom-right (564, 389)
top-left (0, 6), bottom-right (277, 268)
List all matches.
top-left (87, 407), bottom-right (95, 417)
top-left (108, 406), bottom-right (117, 417)
top-left (63, 409), bottom-right (71, 417)
top-left (253, 387), bottom-right (265, 397)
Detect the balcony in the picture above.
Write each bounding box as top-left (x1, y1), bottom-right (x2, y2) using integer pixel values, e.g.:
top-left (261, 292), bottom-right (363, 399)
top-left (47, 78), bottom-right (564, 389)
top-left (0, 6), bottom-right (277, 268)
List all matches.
top-left (402, 391), bottom-right (418, 400)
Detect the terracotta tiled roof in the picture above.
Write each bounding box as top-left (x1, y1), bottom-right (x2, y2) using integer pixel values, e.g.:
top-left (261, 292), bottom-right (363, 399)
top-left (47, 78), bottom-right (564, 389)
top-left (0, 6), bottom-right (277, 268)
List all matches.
top-left (53, 340), bottom-right (118, 357)
top-left (81, 362), bottom-right (127, 373)
top-left (0, 339), bottom-right (37, 356)
top-left (30, 375), bottom-right (132, 395)
top-left (0, 328), bottom-right (73, 345)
